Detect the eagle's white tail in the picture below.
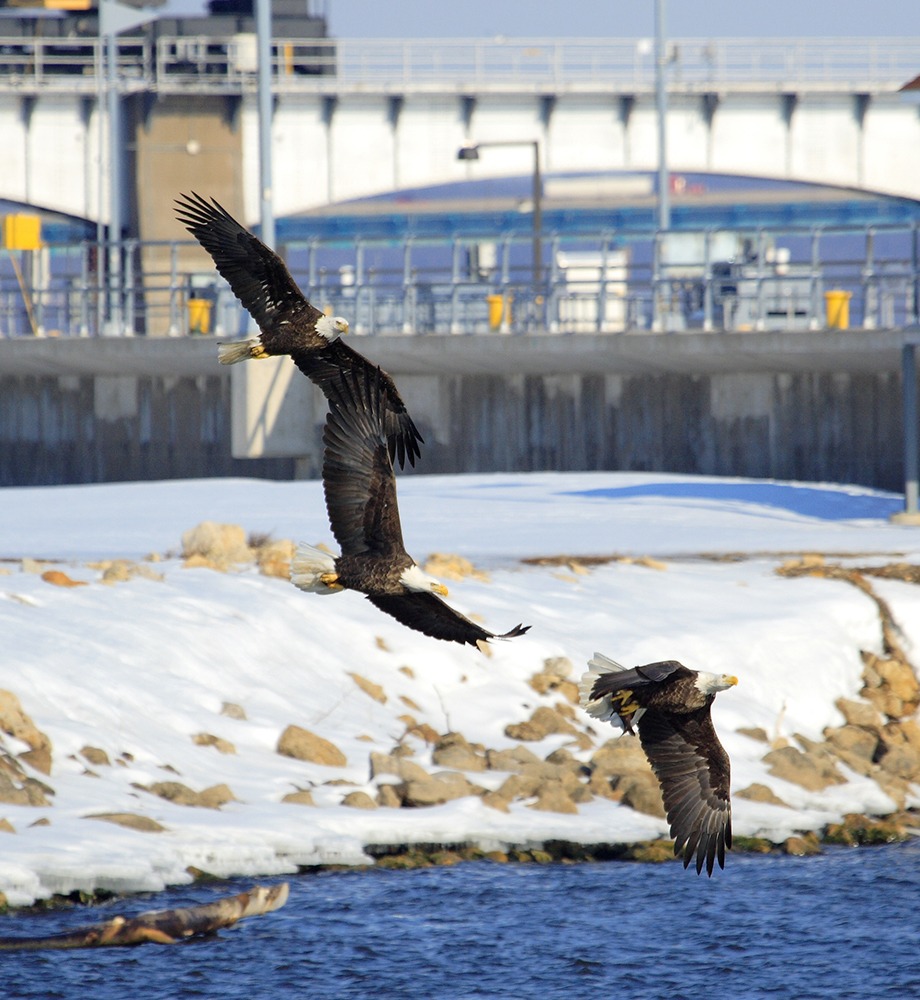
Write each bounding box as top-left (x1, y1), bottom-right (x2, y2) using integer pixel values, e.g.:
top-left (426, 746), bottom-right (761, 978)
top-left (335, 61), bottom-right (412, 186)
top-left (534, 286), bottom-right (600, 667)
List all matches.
top-left (579, 651), bottom-right (632, 729)
top-left (217, 339), bottom-right (262, 365)
top-left (290, 542), bottom-right (340, 595)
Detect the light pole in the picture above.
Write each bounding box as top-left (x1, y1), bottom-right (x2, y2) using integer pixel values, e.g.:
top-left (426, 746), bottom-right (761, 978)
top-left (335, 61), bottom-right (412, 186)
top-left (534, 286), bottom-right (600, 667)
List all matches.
top-left (255, 0), bottom-right (275, 249)
top-left (653, 0), bottom-right (671, 331)
top-left (457, 140), bottom-right (542, 318)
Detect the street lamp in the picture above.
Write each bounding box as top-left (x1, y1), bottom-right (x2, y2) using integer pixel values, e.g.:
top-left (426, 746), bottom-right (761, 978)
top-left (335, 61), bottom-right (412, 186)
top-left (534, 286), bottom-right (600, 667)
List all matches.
top-left (457, 140), bottom-right (542, 317)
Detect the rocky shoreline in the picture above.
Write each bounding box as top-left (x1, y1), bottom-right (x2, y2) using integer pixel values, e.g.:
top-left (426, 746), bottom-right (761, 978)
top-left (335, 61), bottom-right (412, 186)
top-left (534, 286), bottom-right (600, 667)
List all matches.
top-left (2, 525), bottom-right (920, 911)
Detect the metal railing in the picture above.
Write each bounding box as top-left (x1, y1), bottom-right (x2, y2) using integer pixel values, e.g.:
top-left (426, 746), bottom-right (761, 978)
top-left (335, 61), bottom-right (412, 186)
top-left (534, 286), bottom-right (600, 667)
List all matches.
top-left (1, 222), bottom-right (918, 340)
top-left (0, 36), bottom-right (917, 95)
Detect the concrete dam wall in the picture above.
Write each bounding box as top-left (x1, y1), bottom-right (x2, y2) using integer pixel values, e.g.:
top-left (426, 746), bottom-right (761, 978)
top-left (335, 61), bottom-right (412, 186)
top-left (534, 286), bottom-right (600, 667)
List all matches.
top-left (0, 331), bottom-right (911, 493)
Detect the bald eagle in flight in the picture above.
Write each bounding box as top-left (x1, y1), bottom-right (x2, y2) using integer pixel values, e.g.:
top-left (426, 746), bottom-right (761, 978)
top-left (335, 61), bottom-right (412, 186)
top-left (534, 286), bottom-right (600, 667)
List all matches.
top-left (580, 653), bottom-right (736, 876)
top-left (291, 366), bottom-right (530, 648)
top-left (174, 192), bottom-right (422, 469)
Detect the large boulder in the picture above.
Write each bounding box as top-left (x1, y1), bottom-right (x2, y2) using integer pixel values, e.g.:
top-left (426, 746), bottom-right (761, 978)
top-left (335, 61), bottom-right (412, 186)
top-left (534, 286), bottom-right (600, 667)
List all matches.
top-left (277, 725), bottom-right (347, 767)
top-left (0, 690), bottom-right (52, 775)
top-left (762, 745), bottom-right (846, 791)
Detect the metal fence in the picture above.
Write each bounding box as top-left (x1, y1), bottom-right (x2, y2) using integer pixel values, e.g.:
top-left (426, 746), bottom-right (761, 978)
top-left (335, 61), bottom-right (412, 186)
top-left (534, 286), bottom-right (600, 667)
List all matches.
top-left (0, 35), bottom-right (917, 95)
top-left (1, 222), bottom-right (917, 339)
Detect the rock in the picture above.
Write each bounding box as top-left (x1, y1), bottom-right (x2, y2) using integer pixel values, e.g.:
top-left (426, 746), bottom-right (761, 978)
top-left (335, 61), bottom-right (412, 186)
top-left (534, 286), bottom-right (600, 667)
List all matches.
top-left (494, 762), bottom-right (582, 806)
top-left (140, 781), bottom-right (235, 809)
top-left (255, 538), bottom-right (295, 579)
top-left (86, 813), bottom-right (167, 833)
top-left (527, 783), bottom-right (578, 814)
top-left (432, 733), bottom-right (486, 772)
top-left (348, 672), bottom-right (387, 704)
top-left (618, 773), bottom-right (666, 818)
top-left (783, 833), bottom-right (822, 856)
top-left (528, 657), bottom-right (576, 697)
top-left (0, 690), bottom-right (52, 775)
top-left (181, 521), bottom-right (253, 569)
top-left (369, 752), bottom-right (431, 784)
top-left (821, 727), bottom-right (880, 778)
top-left (0, 818), bottom-right (14, 834)
top-left (399, 694), bottom-right (421, 712)
top-left (485, 745), bottom-right (542, 772)
top-left (405, 721), bottom-right (439, 744)
top-left (874, 658), bottom-right (920, 713)
top-left (198, 784), bottom-right (236, 809)
top-left (823, 813), bottom-right (908, 846)
top-left (737, 726), bottom-right (770, 743)
top-left (376, 784), bottom-right (402, 808)
top-left (422, 553), bottom-right (489, 582)
top-left (40, 569), bottom-right (88, 588)
top-left (281, 790), bottom-right (315, 806)
top-left (277, 725), bottom-right (346, 767)
top-left (762, 745), bottom-right (846, 791)
top-left (80, 746), bottom-right (110, 767)
top-left (895, 719), bottom-right (920, 751)
top-left (0, 752), bottom-right (54, 806)
top-left (627, 840), bottom-right (675, 863)
top-left (876, 741), bottom-right (920, 780)
top-left (192, 733), bottom-right (237, 755)
top-left (504, 706), bottom-right (578, 742)
top-left (221, 702), bottom-right (247, 721)
top-left (397, 772), bottom-right (484, 807)
top-left (341, 791), bottom-right (377, 809)
top-left (834, 697), bottom-right (882, 730)
top-left (589, 738), bottom-right (652, 779)
top-left (481, 791), bottom-right (510, 813)
top-left (735, 783), bottom-right (790, 807)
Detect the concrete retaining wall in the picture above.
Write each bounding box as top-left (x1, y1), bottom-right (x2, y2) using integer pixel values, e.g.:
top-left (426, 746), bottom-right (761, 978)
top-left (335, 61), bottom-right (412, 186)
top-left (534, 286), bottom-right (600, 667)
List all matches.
top-left (0, 330), bottom-right (912, 491)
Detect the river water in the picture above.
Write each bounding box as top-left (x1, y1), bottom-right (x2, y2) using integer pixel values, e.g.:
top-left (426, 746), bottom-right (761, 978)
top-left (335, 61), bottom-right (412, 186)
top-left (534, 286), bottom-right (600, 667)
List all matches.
top-left (3, 842), bottom-right (919, 1000)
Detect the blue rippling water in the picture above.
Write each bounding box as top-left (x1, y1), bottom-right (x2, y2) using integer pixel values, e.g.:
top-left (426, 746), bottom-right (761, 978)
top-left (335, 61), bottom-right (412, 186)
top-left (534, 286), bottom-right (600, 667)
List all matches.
top-left (3, 842), bottom-right (920, 1000)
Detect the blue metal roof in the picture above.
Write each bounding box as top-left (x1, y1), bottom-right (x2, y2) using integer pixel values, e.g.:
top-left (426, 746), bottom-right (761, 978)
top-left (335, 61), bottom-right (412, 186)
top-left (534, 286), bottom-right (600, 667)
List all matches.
top-left (275, 171), bottom-right (920, 245)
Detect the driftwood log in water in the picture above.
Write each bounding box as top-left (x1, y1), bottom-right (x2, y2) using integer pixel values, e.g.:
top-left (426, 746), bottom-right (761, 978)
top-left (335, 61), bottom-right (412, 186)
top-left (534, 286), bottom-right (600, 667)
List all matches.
top-left (0, 882), bottom-right (289, 950)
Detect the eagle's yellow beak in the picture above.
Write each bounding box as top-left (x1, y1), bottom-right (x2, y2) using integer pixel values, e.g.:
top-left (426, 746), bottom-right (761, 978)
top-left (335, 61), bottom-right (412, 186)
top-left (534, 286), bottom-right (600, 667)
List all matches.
top-left (725, 675), bottom-right (739, 687)
top-left (432, 583), bottom-right (449, 597)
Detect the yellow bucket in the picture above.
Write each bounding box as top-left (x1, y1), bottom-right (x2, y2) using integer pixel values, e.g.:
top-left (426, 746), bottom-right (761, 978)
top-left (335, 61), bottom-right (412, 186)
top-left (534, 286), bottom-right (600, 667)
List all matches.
top-left (824, 289), bottom-right (852, 330)
top-left (188, 298), bottom-right (213, 335)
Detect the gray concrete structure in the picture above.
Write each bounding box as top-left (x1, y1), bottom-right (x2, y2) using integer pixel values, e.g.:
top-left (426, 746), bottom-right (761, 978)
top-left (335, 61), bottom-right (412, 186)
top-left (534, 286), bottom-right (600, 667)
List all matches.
top-left (0, 330), bottom-right (914, 491)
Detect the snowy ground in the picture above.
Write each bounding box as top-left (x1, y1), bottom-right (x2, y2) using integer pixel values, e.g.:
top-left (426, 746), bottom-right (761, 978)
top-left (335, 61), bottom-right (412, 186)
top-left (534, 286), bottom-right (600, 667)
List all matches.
top-left (1, 471), bottom-right (919, 907)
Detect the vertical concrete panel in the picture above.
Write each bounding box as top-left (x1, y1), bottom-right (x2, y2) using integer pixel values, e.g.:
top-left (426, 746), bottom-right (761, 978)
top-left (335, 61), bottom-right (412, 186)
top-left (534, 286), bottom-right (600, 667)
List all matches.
top-left (667, 94), bottom-right (710, 171)
top-left (400, 96), bottom-right (469, 191)
top-left (789, 96), bottom-right (861, 187)
top-left (272, 98), bottom-right (329, 215)
top-left (545, 96), bottom-right (623, 172)
top-left (465, 96), bottom-right (543, 161)
top-left (861, 95), bottom-right (920, 198)
top-left (26, 96), bottom-right (88, 218)
top-left (710, 95), bottom-right (787, 177)
top-left (327, 96), bottom-right (397, 203)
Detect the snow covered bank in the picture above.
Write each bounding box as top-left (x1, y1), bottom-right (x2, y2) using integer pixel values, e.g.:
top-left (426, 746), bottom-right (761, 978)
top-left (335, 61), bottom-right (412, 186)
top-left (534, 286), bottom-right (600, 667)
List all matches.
top-left (0, 472), bottom-right (918, 906)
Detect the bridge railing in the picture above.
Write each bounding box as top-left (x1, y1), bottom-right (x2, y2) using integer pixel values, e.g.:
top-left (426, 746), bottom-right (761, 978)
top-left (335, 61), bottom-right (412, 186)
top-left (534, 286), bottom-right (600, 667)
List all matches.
top-left (0, 222), bottom-right (917, 339)
top-left (0, 36), bottom-right (917, 94)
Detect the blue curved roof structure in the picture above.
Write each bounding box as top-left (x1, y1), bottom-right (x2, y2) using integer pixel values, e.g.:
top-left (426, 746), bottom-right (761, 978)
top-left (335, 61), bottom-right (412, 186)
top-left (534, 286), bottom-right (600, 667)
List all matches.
top-left (276, 171), bottom-right (920, 244)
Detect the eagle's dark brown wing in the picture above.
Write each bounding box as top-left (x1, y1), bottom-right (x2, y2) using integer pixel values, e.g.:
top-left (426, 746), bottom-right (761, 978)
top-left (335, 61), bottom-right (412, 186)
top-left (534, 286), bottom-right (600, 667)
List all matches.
top-left (294, 340), bottom-right (423, 469)
top-left (175, 192), bottom-right (323, 337)
top-left (637, 706), bottom-right (732, 877)
top-left (321, 366), bottom-right (407, 559)
top-left (367, 592), bottom-right (529, 647)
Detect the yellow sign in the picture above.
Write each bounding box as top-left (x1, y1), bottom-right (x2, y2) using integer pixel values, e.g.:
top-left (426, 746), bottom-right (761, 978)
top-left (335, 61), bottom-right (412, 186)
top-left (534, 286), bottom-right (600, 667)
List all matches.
top-left (3, 214), bottom-right (42, 251)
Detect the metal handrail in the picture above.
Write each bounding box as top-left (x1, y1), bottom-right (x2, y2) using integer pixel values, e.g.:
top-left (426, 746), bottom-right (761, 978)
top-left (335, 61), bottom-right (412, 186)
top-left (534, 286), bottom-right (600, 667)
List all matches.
top-left (0, 36), bottom-right (916, 94)
top-left (0, 222), bottom-right (917, 339)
